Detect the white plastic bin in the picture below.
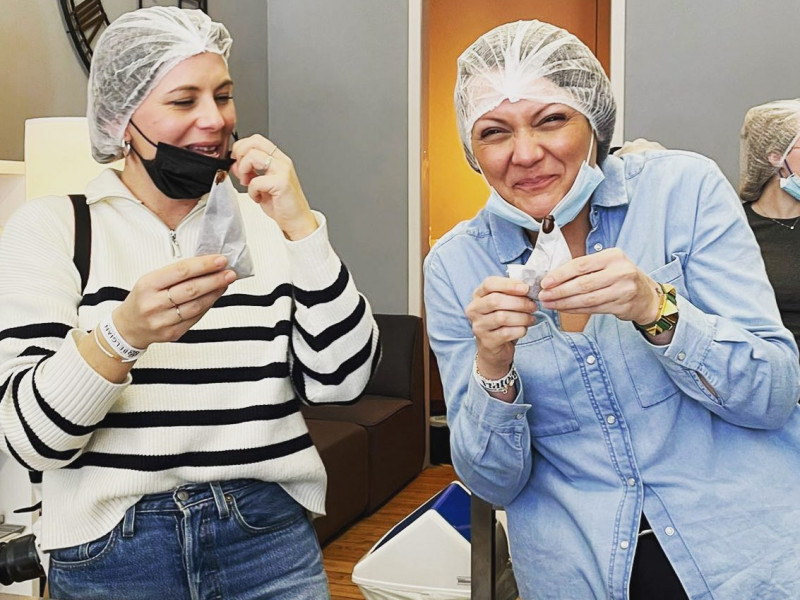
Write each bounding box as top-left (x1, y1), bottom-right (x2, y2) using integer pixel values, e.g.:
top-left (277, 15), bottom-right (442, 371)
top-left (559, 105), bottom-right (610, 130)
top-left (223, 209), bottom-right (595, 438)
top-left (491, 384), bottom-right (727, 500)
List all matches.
top-left (352, 481), bottom-right (472, 600)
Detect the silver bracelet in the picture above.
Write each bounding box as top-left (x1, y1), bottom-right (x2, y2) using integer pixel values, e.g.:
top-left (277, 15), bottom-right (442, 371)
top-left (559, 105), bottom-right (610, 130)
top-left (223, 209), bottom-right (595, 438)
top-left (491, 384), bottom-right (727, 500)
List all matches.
top-left (473, 354), bottom-right (518, 394)
top-left (99, 314), bottom-right (145, 363)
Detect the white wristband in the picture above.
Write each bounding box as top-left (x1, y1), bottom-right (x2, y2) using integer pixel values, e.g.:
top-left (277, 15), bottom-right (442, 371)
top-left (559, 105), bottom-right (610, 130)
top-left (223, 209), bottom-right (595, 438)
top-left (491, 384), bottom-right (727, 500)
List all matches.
top-left (99, 314), bottom-right (145, 363)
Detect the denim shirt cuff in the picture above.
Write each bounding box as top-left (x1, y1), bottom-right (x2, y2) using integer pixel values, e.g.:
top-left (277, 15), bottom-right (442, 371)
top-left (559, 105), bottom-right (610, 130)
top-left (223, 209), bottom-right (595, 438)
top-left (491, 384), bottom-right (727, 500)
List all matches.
top-left (464, 369), bottom-right (531, 428)
top-left (644, 294), bottom-right (712, 371)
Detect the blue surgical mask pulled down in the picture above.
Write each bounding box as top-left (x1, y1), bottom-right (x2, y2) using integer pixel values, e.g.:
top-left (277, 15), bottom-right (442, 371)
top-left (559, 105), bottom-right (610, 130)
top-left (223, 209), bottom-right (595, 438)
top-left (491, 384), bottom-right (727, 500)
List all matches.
top-left (779, 160), bottom-right (800, 202)
top-left (485, 135), bottom-right (605, 231)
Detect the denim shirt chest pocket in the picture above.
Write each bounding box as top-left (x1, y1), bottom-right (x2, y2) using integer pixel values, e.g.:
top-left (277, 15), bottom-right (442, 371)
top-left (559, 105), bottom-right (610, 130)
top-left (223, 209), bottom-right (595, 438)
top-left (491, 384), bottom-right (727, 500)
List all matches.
top-left (618, 258), bottom-right (685, 408)
top-left (516, 319), bottom-right (580, 437)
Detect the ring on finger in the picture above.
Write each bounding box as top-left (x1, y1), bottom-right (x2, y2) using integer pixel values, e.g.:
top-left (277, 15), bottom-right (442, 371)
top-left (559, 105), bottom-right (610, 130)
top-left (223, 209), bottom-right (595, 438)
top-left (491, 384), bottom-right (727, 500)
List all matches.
top-left (174, 305), bottom-right (183, 323)
top-left (166, 287), bottom-right (178, 308)
top-left (258, 145), bottom-right (279, 171)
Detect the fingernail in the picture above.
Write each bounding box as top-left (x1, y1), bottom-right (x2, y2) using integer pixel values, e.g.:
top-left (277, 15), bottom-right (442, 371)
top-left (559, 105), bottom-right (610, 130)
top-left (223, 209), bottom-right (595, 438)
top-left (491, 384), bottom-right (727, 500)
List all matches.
top-left (540, 277), bottom-right (552, 289)
top-left (224, 270), bottom-right (237, 282)
top-left (215, 256), bottom-right (228, 267)
top-left (515, 282), bottom-right (529, 293)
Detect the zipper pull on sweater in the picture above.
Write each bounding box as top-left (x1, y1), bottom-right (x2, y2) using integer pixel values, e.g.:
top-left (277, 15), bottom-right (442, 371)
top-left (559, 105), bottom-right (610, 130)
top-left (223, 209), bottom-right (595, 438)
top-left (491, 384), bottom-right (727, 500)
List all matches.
top-left (169, 230), bottom-right (182, 258)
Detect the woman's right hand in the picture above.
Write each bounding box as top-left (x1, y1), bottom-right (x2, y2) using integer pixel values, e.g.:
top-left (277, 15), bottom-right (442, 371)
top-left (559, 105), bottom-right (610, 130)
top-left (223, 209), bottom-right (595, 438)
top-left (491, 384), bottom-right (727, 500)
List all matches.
top-left (466, 276), bottom-right (537, 380)
top-left (113, 254), bottom-right (237, 349)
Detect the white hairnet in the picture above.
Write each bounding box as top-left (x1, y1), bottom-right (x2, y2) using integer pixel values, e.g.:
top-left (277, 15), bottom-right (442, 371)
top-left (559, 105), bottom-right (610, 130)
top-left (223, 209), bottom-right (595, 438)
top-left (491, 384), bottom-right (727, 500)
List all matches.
top-left (455, 20), bottom-right (616, 172)
top-left (87, 6), bottom-right (232, 163)
top-left (738, 99), bottom-right (800, 202)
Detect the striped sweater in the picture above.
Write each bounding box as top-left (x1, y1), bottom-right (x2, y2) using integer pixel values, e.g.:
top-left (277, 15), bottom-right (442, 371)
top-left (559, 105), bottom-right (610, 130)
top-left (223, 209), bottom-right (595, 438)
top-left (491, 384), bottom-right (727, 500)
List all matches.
top-left (0, 169), bottom-right (379, 551)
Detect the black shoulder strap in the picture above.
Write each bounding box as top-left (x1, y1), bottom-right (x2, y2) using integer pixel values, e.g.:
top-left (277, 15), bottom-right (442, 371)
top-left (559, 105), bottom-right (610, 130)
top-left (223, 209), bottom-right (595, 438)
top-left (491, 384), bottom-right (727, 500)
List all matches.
top-left (68, 194), bottom-right (91, 294)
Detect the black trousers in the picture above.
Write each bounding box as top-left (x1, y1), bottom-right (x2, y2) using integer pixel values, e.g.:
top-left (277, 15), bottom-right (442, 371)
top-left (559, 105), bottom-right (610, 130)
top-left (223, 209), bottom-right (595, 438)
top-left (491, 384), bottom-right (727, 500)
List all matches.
top-left (629, 515), bottom-right (690, 600)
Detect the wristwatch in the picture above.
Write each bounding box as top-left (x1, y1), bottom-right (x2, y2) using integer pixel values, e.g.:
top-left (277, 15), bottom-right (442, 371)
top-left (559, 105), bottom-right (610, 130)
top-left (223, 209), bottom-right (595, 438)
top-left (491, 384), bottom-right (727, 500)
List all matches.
top-left (634, 282), bottom-right (679, 336)
top-left (473, 354), bottom-right (519, 394)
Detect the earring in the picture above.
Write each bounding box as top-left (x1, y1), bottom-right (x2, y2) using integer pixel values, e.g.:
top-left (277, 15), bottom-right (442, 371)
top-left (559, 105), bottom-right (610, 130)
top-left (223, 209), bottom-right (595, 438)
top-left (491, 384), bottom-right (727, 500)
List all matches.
top-left (123, 140), bottom-right (131, 156)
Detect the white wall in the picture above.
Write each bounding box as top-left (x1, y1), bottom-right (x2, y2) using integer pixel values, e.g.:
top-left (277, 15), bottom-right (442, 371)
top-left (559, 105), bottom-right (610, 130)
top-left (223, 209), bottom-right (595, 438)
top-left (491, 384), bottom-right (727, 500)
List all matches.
top-left (266, 0), bottom-right (409, 314)
top-left (624, 0), bottom-right (800, 185)
top-left (0, 1), bottom-right (88, 161)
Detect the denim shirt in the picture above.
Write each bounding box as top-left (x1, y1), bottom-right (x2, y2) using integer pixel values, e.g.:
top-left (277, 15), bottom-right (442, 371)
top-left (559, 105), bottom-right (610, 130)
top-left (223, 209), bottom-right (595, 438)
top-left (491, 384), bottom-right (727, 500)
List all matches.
top-left (424, 151), bottom-right (800, 600)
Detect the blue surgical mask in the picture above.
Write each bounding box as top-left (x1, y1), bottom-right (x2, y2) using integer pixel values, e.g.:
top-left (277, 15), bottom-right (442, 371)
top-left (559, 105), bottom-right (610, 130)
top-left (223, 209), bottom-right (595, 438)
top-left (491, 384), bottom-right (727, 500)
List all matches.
top-left (779, 161), bottom-right (800, 202)
top-left (484, 135), bottom-right (605, 231)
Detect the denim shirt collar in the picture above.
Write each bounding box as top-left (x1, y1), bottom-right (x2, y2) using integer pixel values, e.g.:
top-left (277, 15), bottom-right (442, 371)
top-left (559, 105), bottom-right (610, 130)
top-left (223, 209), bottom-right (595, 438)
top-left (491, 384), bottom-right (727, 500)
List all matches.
top-left (486, 210), bottom-right (532, 265)
top-left (485, 154), bottom-right (629, 265)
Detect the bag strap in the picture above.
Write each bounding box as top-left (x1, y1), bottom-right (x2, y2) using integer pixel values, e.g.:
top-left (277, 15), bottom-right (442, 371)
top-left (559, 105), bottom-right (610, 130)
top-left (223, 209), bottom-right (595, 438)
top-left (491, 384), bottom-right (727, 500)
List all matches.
top-left (68, 194), bottom-right (91, 294)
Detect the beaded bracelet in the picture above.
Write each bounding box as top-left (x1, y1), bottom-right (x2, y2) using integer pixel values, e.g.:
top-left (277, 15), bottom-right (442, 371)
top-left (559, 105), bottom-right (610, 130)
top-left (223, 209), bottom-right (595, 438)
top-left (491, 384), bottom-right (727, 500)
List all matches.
top-left (98, 314), bottom-right (145, 363)
top-left (473, 354), bottom-right (518, 394)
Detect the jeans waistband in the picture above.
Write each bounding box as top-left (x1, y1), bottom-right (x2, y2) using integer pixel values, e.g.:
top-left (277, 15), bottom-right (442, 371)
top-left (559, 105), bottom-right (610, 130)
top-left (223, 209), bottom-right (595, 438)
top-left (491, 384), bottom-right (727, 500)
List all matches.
top-left (122, 479), bottom-right (268, 538)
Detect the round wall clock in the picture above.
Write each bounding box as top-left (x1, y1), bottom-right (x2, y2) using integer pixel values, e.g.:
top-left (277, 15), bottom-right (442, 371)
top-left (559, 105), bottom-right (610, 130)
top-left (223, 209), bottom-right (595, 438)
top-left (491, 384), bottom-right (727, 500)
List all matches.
top-left (60, 0), bottom-right (208, 73)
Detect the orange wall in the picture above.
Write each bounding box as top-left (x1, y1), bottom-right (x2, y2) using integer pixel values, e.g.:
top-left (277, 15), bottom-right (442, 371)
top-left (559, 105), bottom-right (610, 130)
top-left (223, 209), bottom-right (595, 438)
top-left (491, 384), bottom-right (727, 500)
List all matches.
top-left (426, 0), bottom-right (609, 244)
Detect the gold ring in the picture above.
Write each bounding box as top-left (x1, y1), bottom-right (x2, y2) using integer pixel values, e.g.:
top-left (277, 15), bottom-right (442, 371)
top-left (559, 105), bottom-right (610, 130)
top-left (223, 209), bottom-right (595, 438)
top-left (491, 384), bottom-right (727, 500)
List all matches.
top-left (166, 287), bottom-right (178, 308)
top-left (175, 305), bottom-right (183, 323)
top-left (268, 144), bottom-right (278, 156)
top-left (261, 156), bottom-right (273, 171)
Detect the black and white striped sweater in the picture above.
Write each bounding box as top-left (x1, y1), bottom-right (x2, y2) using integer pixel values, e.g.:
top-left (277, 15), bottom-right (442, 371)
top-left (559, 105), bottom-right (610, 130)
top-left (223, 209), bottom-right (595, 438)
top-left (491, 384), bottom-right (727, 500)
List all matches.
top-left (0, 169), bottom-right (379, 550)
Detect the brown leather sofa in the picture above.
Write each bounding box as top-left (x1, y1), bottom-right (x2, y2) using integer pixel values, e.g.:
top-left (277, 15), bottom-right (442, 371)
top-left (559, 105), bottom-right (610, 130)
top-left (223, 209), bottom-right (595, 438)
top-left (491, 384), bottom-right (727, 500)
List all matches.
top-left (302, 313), bottom-right (426, 545)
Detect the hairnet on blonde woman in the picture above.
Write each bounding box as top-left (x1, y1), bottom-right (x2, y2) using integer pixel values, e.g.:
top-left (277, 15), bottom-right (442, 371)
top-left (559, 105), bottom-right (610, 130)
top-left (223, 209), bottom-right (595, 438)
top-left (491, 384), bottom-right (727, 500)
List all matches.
top-left (87, 6), bottom-right (232, 163)
top-left (454, 20), bottom-right (616, 172)
top-left (739, 99), bottom-right (800, 202)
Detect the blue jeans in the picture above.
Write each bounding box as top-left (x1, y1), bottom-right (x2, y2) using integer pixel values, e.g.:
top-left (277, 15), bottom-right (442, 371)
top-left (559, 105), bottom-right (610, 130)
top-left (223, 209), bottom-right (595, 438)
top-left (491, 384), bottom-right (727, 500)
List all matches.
top-left (48, 479), bottom-right (330, 600)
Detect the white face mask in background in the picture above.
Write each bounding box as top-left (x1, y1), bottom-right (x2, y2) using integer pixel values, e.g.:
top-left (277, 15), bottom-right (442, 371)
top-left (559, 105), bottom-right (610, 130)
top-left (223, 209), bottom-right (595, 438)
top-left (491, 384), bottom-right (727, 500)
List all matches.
top-left (779, 160), bottom-right (800, 201)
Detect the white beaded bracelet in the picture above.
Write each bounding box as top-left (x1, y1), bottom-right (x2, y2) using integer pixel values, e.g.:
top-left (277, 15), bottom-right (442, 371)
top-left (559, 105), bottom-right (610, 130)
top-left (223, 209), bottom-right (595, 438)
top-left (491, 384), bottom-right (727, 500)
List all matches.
top-left (98, 314), bottom-right (145, 363)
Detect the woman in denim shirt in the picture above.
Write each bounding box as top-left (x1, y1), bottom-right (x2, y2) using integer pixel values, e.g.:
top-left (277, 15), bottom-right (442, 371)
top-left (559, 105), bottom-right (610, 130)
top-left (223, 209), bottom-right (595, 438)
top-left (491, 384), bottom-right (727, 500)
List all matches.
top-left (424, 20), bottom-right (800, 600)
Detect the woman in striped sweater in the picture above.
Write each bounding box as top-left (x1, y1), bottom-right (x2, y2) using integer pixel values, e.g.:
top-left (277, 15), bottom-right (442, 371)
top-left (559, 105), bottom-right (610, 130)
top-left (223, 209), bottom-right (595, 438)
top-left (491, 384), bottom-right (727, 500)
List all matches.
top-left (0, 7), bottom-right (378, 599)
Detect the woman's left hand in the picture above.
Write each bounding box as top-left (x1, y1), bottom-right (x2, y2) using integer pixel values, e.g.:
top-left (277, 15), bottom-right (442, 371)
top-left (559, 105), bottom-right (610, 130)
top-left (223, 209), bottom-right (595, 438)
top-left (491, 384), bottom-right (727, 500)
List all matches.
top-left (230, 134), bottom-right (318, 240)
top-left (538, 248), bottom-right (661, 326)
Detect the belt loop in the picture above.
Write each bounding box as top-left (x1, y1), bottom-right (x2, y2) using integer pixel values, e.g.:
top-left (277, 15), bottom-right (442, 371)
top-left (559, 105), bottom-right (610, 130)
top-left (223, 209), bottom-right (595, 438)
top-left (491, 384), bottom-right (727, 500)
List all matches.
top-left (210, 482), bottom-right (230, 519)
top-left (122, 503), bottom-right (136, 538)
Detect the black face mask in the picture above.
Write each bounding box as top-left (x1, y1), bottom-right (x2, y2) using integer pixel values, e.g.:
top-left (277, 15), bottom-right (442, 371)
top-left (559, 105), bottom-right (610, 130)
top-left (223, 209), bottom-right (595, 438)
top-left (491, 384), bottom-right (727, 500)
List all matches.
top-left (128, 121), bottom-right (236, 200)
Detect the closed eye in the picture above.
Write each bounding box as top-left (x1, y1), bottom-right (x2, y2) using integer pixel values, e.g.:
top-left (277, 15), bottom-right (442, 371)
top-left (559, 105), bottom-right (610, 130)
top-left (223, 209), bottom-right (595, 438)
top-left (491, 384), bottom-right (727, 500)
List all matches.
top-left (538, 113), bottom-right (567, 126)
top-left (478, 126), bottom-right (506, 139)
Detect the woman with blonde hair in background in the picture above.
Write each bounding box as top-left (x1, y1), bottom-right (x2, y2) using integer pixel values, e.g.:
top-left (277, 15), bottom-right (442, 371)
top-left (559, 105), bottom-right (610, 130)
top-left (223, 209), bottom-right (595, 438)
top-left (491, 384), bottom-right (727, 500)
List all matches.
top-left (739, 99), bottom-right (800, 351)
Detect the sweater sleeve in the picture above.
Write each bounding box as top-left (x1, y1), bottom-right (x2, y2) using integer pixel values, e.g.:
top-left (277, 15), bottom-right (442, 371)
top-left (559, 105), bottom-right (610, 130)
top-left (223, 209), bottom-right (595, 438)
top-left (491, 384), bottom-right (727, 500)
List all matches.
top-left (283, 211), bottom-right (380, 404)
top-left (0, 198), bottom-right (127, 471)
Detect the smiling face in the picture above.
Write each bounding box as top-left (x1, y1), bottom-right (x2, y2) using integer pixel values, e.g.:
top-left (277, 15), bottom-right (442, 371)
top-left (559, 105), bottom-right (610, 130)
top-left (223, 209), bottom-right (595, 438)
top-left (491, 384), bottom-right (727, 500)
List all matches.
top-left (471, 98), bottom-right (595, 220)
top-left (125, 52), bottom-right (236, 161)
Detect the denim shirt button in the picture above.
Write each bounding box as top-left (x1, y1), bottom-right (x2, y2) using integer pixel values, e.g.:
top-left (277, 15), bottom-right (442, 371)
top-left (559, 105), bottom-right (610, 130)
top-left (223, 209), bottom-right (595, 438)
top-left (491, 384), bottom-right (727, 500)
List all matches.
top-left (606, 415), bottom-right (617, 425)
top-left (515, 413), bottom-right (524, 420)
top-left (586, 355), bottom-right (596, 365)
top-left (593, 242), bottom-right (603, 252)
top-left (177, 490), bottom-right (189, 502)
top-left (627, 477), bottom-right (636, 487)
top-left (620, 540), bottom-right (630, 549)
top-left (677, 352), bottom-right (686, 361)
top-left (665, 527), bottom-right (676, 536)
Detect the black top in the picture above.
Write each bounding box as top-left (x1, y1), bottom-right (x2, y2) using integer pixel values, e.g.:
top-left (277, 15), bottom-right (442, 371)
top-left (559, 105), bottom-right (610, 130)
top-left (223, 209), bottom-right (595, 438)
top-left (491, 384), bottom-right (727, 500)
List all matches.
top-left (744, 202), bottom-right (800, 353)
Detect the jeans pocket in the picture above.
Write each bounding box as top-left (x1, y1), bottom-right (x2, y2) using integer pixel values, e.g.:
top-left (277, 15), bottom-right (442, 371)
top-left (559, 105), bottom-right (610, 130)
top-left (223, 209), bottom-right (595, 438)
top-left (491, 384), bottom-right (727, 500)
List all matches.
top-left (48, 527), bottom-right (117, 567)
top-left (228, 483), bottom-right (305, 535)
